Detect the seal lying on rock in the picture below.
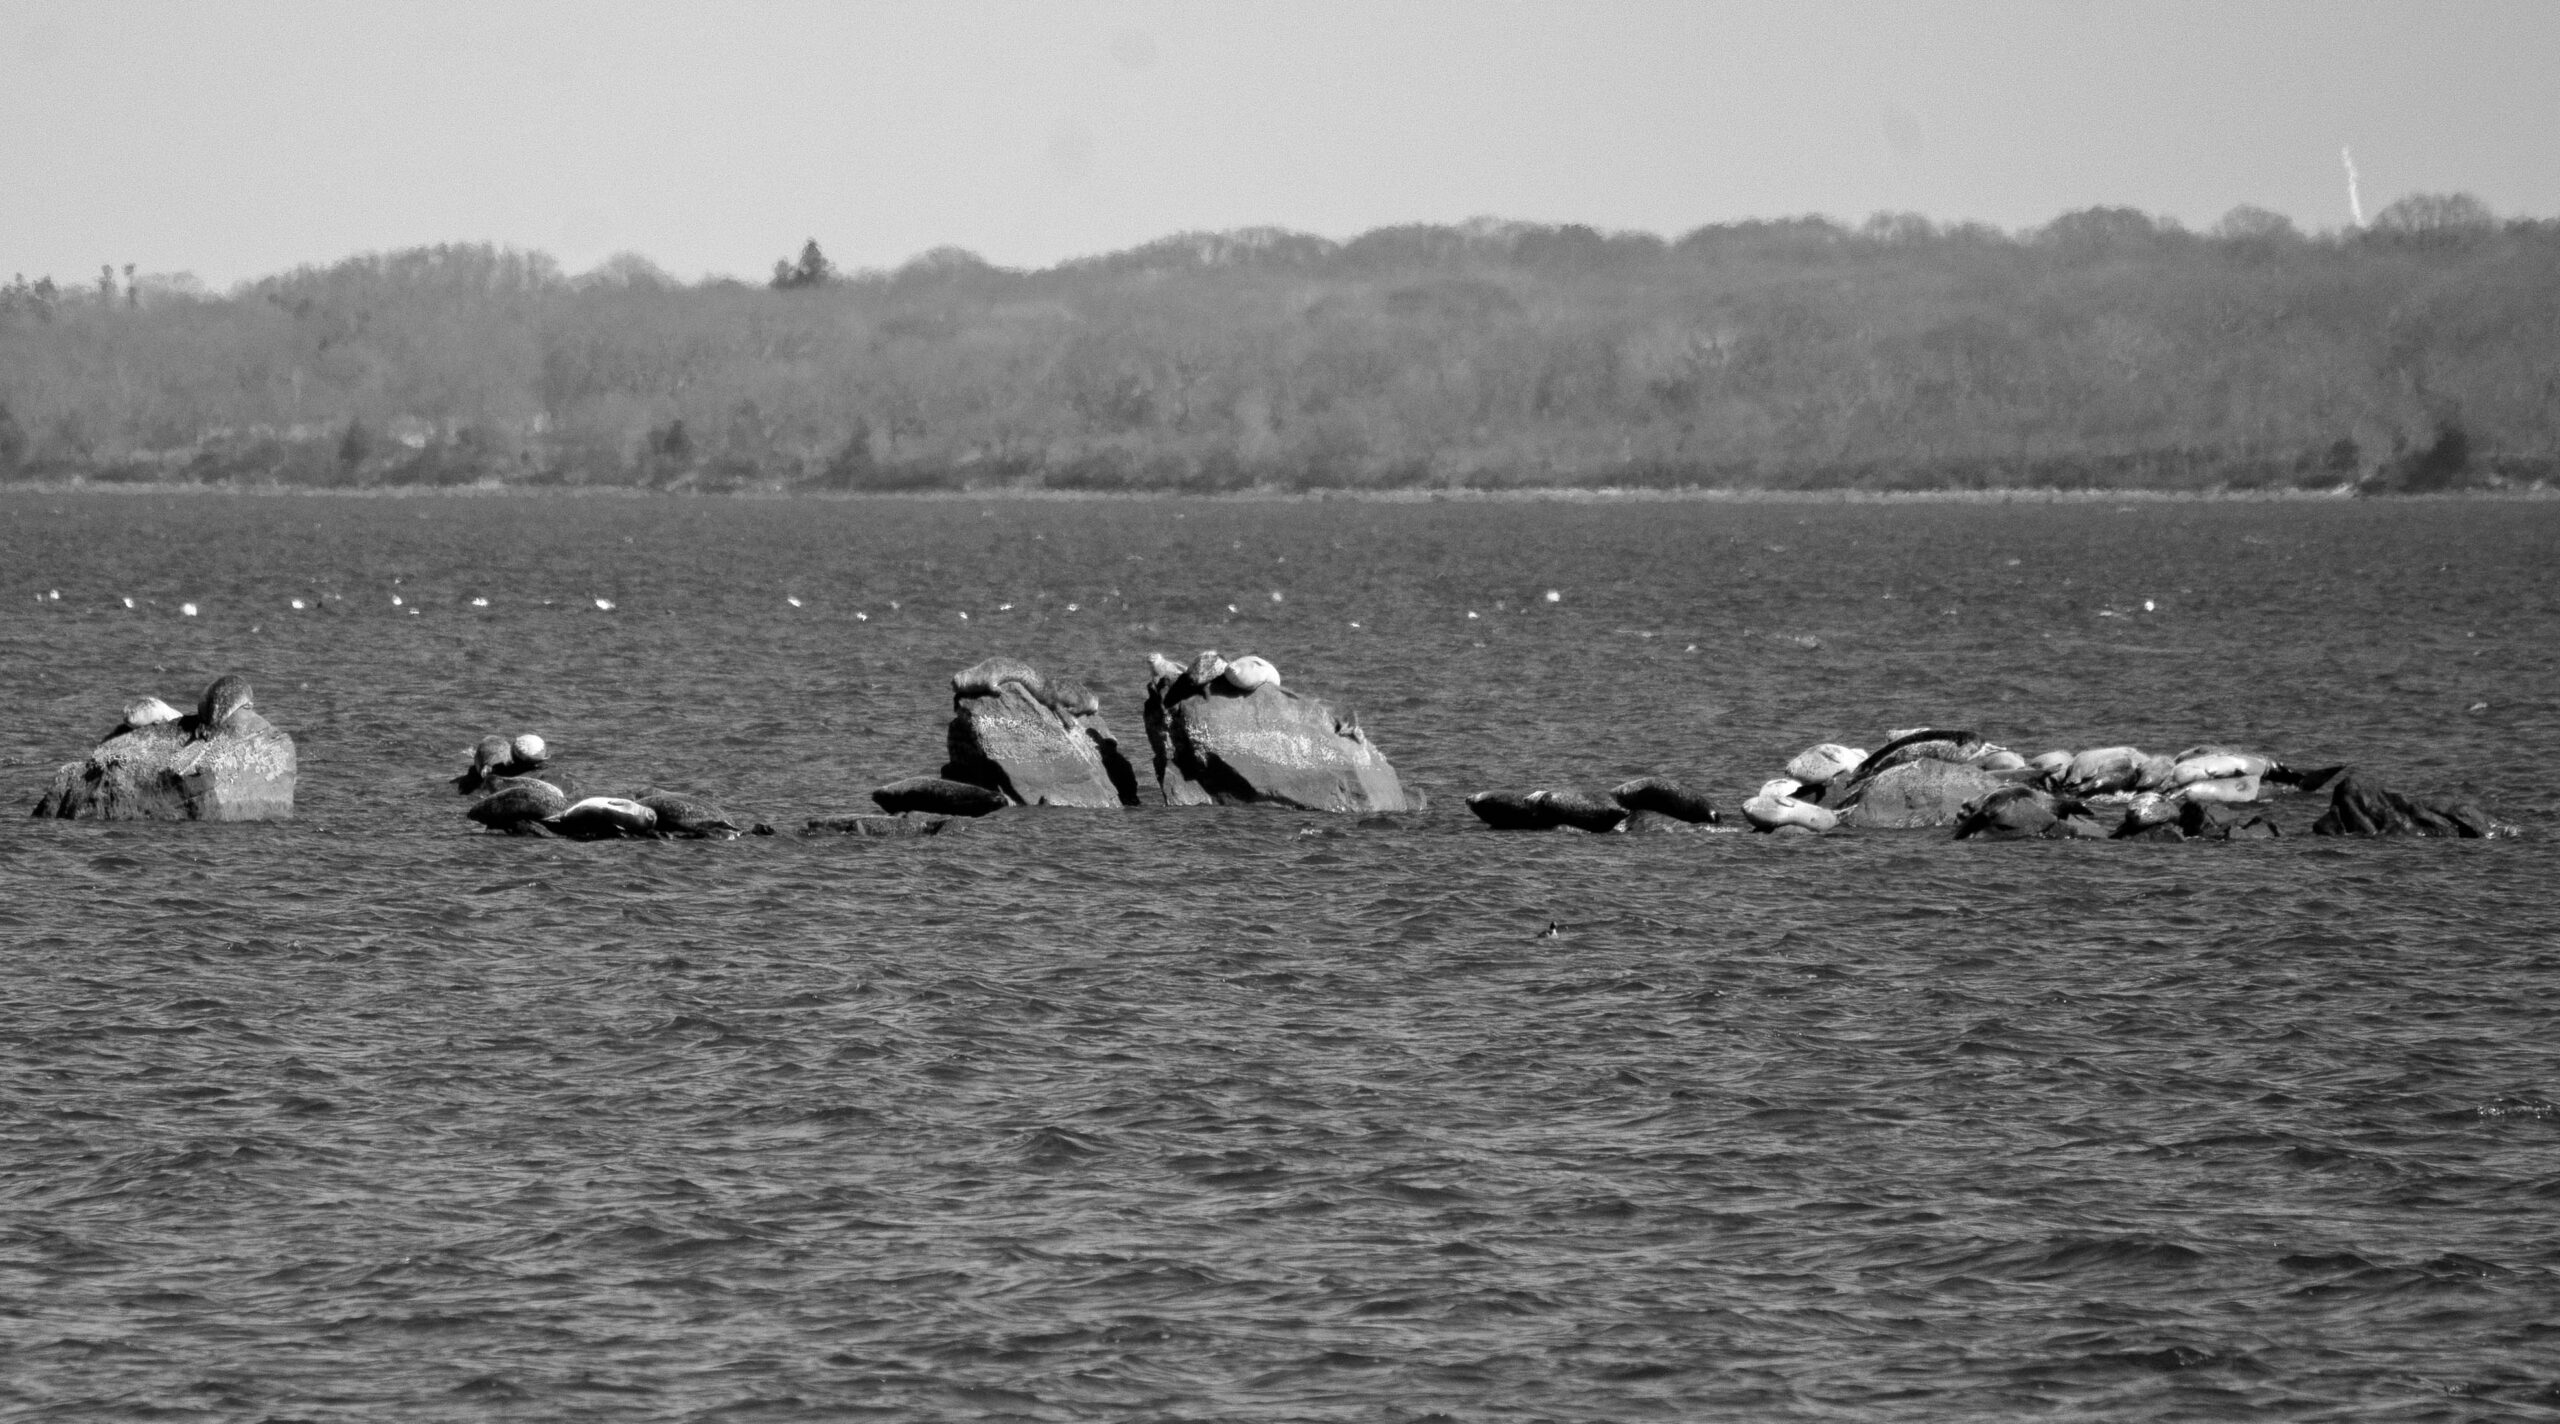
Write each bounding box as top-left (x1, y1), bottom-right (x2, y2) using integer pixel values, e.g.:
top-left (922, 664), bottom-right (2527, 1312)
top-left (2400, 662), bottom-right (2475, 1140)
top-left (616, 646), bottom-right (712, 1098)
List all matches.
top-left (466, 779), bottom-right (569, 833)
top-left (2311, 770), bottom-right (2513, 838)
top-left (550, 796), bottom-right (658, 840)
top-left (872, 776), bottom-right (1010, 817)
top-left (1609, 776), bottom-right (1719, 824)
top-left (941, 658), bottom-right (1139, 807)
top-left (109, 697), bottom-right (185, 741)
top-left (1743, 779), bottom-right (1838, 833)
top-left (1147, 652), bottom-right (1408, 813)
top-left (454, 732), bottom-right (554, 794)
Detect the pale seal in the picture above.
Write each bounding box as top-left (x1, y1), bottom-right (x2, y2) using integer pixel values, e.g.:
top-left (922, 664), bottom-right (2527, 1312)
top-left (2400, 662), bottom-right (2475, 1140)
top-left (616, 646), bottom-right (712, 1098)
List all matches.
top-left (108, 696), bottom-right (185, 741)
top-left (1785, 743), bottom-right (1865, 787)
top-left (1221, 655), bottom-right (1282, 692)
top-left (548, 796), bottom-right (659, 840)
top-left (1743, 778), bottom-right (1838, 833)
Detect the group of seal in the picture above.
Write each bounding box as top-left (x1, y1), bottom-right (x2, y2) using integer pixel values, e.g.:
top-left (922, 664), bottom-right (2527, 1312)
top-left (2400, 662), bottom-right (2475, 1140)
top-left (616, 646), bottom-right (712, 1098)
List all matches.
top-left (450, 732), bottom-right (764, 840)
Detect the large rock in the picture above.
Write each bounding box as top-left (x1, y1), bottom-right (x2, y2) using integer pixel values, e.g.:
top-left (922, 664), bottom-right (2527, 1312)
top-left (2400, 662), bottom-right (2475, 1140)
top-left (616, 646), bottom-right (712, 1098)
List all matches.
top-left (33, 678), bottom-right (296, 821)
top-left (1144, 655), bottom-right (1408, 813)
top-left (940, 659), bottom-right (1139, 808)
top-left (1833, 759), bottom-right (2014, 830)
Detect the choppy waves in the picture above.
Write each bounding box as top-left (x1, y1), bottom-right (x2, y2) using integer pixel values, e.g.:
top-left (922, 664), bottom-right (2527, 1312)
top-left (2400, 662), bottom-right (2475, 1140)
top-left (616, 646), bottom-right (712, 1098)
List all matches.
top-left (4, 494), bottom-right (2558, 1419)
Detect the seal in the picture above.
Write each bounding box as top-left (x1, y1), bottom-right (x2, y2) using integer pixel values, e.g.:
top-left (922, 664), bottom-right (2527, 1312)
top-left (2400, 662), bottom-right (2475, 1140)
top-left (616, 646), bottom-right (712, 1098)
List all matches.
top-left (1742, 778), bottom-right (1838, 833)
top-left (189, 675), bottom-right (254, 739)
top-left (510, 733), bottom-right (548, 768)
top-left (2061, 746), bottom-right (2147, 795)
top-left (548, 796), bottom-right (659, 840)
top-left (952, 657), bottom-right (1045, 699)
top-left (467, 779), bottom-right (569, 833)
top-left (108, 696), bottom-right (185, 741)
top-left (872, 776), bottom-right (1010, 817)
top-left (1031, 676), bottom-right (1101, 719)
top-left (1609, 776), bottom-right (1719, 824)
top-left (1221, 655), bottom-right (1282, 692)
top-left (1529, 789), bottom-right (1628, 834)
top-left (1784, 743), bottom-right (1865, 788)
top-left (1147, 652), bottom-right (1187, 683)
top-left (627, 788), bottom-right (750, 839)
top-left (1467, 790), bottom-right (1559, 830)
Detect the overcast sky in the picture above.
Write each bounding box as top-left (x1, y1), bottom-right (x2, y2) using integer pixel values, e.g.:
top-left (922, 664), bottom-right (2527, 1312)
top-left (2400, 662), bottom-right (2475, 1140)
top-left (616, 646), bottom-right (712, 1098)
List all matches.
top-left (6, 0), bottom-right (2554, 288)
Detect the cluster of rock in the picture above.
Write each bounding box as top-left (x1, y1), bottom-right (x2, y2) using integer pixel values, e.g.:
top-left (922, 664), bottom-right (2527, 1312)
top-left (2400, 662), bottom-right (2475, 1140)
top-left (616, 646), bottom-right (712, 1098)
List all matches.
top-left (32, 676), bottom-right (296, 821)
top-left (842, 652), bottom-right (1409, 834)
top-left (453, 732), bottom-right (768, 840)
top-left (31, 669), bottom-right (2517, 847)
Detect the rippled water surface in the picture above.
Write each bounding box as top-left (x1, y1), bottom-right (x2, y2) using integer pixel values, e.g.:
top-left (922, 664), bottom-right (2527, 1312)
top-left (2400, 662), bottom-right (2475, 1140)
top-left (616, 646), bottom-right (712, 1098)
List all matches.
top-left (5, 491), bottom-right (2559, 1420)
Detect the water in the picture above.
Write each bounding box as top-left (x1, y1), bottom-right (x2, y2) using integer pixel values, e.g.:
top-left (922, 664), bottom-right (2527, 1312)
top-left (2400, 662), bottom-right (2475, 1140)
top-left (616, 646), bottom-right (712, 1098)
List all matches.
top-left (4, 491), bottom-right (2558, 1420)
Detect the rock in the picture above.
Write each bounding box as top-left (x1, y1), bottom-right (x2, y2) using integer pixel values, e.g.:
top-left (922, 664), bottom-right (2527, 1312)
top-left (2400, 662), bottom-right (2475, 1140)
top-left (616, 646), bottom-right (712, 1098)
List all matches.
top-left (1529, 789), bottom-right (1627, 834)
top-left (1144, 659), bottom-right (1408, 813)
top-left (549, 796), bottom-right (658, 840)
top-left (2178, 800), bottom-right (2280, 840)
top-left (1831, 759), bottom-right (2014, 830)
top-left (942, 660), bottom-right (1139, 808)
top-left (1972, 748), bottom-right (2028, 772)
top-left (803, 812), bottom-right (962, 838)
top-left (2048, 815), bottom-right (2108, 839)
top-left (32, 676), bottom-right (297, 821)
top-left (1609, 776), bottom-right (1719, 824)
top-left (1952, 785), bottom-right (2057, 840)
top-left (872, 776), bottom-right (1010, 817)
top-left (1621, 808), bottom-right (1706, 834)
top-left (1467, 790), bottom-right (1558, 830)
top-left (2110, 793), bottom-right (2182, 839)
top-left (466, 779), bottom-right (569, 833)
top-left (2311, 770), bottom-right (2511, 838)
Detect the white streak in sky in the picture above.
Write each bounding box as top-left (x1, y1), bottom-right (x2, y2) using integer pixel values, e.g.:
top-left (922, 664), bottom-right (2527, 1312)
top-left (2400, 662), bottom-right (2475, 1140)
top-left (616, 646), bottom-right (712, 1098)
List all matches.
top-left (2341, 146), bottom-right (2365, 227)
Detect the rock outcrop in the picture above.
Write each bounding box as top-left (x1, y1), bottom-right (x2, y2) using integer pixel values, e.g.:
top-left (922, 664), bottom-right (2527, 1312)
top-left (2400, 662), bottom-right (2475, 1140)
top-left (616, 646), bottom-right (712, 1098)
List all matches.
top-left (33, 676), bottom-right (297, 821)
top-left (942, 658), bottom-right (1139, 808)
top-left (1144, 652), bottom-right (1408, 812)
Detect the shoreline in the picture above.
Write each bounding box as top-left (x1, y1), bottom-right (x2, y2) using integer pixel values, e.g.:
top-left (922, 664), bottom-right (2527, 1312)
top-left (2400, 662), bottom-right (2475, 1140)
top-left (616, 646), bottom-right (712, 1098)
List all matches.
top-left (5, 479), bottom-right (2553, 505)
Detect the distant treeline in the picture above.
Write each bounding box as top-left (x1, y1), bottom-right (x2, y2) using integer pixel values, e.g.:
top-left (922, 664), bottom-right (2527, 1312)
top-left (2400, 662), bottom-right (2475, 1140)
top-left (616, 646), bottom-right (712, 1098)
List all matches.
top-left (4, 197), bottom-right (2556, 495)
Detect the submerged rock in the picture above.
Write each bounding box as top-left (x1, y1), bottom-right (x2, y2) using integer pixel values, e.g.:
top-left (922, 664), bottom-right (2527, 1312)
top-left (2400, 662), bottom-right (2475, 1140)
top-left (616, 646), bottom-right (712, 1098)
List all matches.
top-left (33, 675), bottom-right (297, 821)
top-left (804, 812), bottom-right (963, 838)
top-left (1144, 653), bottom-right (1408, 813)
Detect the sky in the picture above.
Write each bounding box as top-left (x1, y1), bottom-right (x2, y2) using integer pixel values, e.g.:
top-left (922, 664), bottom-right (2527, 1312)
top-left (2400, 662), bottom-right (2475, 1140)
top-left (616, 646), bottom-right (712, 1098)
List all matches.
top-left (5, 0), bottom-right (2555, 289)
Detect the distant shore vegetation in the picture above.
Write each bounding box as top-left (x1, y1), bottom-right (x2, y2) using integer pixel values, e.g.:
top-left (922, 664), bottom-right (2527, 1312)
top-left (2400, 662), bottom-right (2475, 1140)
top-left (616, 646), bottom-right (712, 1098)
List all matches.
top-left (4, 198), bottom-right (2555, 497)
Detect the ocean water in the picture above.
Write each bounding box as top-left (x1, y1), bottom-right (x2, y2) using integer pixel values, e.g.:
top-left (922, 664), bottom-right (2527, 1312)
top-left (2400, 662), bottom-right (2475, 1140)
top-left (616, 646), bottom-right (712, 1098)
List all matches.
top-left (3, 490), bottom-right (2557, 1420)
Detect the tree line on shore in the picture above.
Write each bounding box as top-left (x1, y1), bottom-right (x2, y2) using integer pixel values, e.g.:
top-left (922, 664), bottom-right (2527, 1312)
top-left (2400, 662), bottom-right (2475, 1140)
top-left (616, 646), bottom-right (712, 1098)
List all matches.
top-left (2, 195), bottom-right (2554, 495)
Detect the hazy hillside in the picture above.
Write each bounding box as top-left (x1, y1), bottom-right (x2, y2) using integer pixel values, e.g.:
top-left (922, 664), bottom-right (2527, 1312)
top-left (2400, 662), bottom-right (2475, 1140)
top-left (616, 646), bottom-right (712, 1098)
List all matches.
top-left (4, 198), bottom-right (2555, 494)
